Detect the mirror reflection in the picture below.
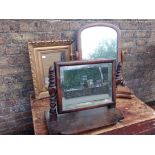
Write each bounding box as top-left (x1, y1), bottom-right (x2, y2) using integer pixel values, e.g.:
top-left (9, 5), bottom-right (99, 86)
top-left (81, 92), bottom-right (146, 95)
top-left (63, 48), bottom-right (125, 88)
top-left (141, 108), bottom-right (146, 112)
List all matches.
top-left (41, 51), bottom-right (66, 89)
top-left (81, 26), bottom-right (117, 63)
top-left (60, 63), bottom-right (113, 111)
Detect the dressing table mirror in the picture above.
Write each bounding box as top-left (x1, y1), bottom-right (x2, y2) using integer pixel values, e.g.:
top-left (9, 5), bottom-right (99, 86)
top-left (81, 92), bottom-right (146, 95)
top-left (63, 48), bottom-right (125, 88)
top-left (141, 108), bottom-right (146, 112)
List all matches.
top-left (77, 23), bottom-right (133, 98)
top-left (45, 23), bottom-right (130, 135)
top-left (45, 59), bottom-right (123, 134)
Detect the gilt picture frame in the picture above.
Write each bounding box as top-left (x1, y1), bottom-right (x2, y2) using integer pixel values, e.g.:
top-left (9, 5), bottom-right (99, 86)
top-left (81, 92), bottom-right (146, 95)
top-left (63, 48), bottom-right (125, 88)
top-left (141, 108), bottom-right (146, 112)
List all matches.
top-left (28, 40), bottom-right (73, 99)
top-left (55, 59), bottom-right (116, 114)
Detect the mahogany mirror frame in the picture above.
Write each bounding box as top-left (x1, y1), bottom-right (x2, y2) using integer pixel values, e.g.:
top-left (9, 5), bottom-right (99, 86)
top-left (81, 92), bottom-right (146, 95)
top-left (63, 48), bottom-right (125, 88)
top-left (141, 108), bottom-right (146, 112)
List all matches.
top-left (77, 22), bottom-right (122, 64)
top-left (54, 59), bottom-right (116, 114)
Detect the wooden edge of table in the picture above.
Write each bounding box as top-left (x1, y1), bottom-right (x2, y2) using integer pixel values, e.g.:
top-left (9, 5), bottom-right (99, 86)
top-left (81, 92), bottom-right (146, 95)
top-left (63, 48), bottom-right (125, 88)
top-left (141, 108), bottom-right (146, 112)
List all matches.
top-left (30, 95), bottom-right (155, 135)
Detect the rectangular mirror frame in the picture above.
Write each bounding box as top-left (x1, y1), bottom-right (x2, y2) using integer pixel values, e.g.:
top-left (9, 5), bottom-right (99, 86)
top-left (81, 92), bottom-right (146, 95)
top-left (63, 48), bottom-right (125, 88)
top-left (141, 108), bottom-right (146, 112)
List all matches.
top-left (55, 59), bottom-right (116, 114)
top-left (28, 40), bottom-right (73, 99)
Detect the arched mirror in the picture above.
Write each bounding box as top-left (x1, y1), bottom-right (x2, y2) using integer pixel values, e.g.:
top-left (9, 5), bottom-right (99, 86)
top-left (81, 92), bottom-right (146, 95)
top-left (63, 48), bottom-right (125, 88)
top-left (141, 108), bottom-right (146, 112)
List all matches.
top-left (77, 23), bottom-right (121, 65)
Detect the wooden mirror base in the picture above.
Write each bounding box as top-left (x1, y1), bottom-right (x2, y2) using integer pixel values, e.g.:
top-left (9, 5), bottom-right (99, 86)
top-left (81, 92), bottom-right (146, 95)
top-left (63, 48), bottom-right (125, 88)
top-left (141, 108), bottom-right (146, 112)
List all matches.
top-left (45, 107), bottom-right (124, 135)
top-left (116, 85), bottom-right (134, 99)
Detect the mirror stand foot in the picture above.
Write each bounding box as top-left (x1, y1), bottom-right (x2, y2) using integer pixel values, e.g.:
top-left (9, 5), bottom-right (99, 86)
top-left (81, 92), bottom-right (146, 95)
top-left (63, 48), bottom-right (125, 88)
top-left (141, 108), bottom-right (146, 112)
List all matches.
top-left (45, 107), bottom-right (124, 135)
top-left (116, 85), bottom-right (134, 99)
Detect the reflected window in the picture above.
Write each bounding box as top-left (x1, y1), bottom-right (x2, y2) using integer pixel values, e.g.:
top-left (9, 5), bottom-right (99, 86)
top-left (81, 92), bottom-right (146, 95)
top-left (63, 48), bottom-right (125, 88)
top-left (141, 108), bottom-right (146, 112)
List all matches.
top-left (81, 26), bottom-right (117, 62)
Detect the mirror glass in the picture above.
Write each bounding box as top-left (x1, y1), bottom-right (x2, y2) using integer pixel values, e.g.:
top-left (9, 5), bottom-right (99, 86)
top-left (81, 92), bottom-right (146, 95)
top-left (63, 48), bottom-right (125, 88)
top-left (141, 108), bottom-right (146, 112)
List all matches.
top-left (41, 50), bottom-right (66, 90)
top-left (80, 26), bottom-right (118, 64)
top-left (60, 63), bottom-right (113, 111)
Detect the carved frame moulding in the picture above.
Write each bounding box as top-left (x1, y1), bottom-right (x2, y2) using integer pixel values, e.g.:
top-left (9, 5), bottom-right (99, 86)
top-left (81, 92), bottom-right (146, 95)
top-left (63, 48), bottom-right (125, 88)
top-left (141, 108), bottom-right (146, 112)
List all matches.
top-left (28, 40), bottom-right (74, 99)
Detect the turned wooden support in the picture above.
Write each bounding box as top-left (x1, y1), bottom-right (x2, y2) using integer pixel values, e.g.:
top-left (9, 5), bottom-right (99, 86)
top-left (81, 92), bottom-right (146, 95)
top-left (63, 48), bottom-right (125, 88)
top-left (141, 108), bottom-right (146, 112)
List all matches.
top-left (116, 62), bottom-right (125, 87)
top-left (48, 66), bottom-right (57, 120)
top-left (116, 50), bottom-right (134, 99)
top-left (116, 50), bottom-right (126, 87)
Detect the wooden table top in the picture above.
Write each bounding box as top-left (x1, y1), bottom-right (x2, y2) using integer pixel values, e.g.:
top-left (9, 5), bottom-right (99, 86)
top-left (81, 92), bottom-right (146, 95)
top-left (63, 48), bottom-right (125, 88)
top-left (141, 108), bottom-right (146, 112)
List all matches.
top-left (31, 96), bottom-right (155, 135)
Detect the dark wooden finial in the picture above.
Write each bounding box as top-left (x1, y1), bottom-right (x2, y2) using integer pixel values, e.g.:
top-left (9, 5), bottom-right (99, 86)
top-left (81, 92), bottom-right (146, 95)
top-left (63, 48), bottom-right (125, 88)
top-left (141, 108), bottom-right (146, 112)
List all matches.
top-left (48, 65), bottom-right (57, 120)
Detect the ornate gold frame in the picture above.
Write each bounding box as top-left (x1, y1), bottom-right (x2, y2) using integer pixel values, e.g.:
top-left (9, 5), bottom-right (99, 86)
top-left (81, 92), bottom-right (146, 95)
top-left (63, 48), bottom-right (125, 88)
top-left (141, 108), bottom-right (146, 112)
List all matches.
top-left (28, 40), bottom-right (73, 99)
